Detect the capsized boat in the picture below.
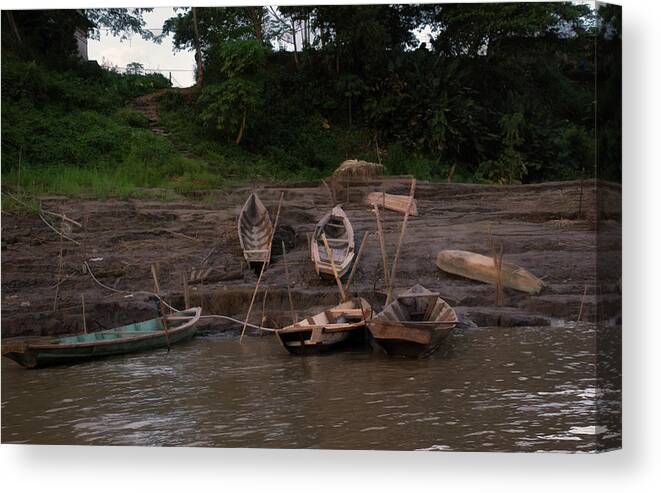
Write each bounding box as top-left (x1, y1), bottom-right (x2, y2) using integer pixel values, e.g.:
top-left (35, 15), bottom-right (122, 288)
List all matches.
top-left (2, 307), bottom-right (202, 368)
top-left (238, 193), bottom-right (274, 269)
top-left (310, 206), bottom-right (355, 278)
top-left (276, 298), bottom-right (372, 355)
top-left (368, 285), bottom-right (457, 358)
top-left (436, 249), bottom-right (544, 294)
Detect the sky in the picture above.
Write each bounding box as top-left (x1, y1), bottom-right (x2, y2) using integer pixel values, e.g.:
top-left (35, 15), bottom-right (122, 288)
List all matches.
top-left (88, 8), bottom-right (196, 87)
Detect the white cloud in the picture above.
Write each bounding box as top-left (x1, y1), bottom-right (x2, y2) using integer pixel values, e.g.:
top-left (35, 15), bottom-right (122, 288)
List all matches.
top-left (88, 7), bottom-right (196, 87)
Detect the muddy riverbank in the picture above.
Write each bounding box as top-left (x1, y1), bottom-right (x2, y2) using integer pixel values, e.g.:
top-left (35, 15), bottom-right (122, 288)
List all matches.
top-left (1, 179), bottom-right (621, 340)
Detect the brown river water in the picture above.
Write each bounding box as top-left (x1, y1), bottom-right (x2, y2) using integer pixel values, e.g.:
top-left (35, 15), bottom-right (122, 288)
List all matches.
top-left (1, 325), bottom-right (620, 452)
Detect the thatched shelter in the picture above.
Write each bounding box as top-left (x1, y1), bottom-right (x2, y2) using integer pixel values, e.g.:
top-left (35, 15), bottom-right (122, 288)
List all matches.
top-left (332, 159), bottom-right (384, 178)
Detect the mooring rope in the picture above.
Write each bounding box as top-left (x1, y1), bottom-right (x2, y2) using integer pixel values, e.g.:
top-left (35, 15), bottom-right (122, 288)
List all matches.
top-left (10, 193), bottom-right (281, 334)
top-left (84, 261), bottom-right (179, 313)
top-left (198, 315), bottom-right (278, 332)
top-left (84, 261), bottom-right (279, 332)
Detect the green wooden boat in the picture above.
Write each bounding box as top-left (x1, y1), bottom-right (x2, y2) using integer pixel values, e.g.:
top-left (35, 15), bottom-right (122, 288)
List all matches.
top-left (2, 307), bottom-right (201, 369)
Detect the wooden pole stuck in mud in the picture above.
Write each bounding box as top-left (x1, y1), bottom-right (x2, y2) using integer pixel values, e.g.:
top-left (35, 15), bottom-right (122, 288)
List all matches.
top-left (344, 231), bottom-right (370, 294)
top-left (321, 232), bottom-right (348, 302)
top-left (576, 285), bottom-right (588, 326)
top-left (282, 240), bottom-right (297, 323)
top-left (151, 264), bottom-right (171, 351)
top-left (373, 204), bottom-right (390, 295)
top-left (260, 288), bottom-right (269, 330)
top-left (240, 261), bottom-right (267, 343)
top-left (321, 179), bottom-right (336, 206)
top-left (387, 178), bottom-right (416, 304)
top-left (81, 293), bottom-right (87, 334)
top-left (487, 226), bottom-right (504, 306)
top-left (53, 217), bottom-right (65, 311)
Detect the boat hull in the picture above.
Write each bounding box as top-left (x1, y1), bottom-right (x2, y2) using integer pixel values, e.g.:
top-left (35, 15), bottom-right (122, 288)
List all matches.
top-left (368, 320), bottom-right (453, 358)
top-left (436, 249), bottom-right (544, 294)
top-left (276, 328), bottom-right (367, 355)
top-left (3, 308), bottom-right (201, 369)
top-left (275, 298), bottom-right (371, 355)
top-left (238, 193), bottom-right (273, 270)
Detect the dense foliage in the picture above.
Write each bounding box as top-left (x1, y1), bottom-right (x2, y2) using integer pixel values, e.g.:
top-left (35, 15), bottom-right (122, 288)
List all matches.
top-left (1, 3), bottom-right (621, 199)
top-left (162, 2), bottom-right (620, 183)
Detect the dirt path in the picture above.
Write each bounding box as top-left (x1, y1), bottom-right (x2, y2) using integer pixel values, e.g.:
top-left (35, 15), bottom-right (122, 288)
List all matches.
top-left (0, 179), bottom-right (621, 340)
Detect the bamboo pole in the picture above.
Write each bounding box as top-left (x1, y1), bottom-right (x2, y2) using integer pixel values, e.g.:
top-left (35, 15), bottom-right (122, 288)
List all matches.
top-left (386, 178), bottom-right (416, 304)
top-left (81, 293), bottom-right (87, 334)
top-left (269, 192), bottom-right (285, 253)
top-left (282, 240), bottom-right (297, 323)
top-left (151, 264), bottom-right (171, 351)
top-left (260, 287), bottom-right (269, 330)
top-left (576, 285), bottom-right (588, 326)
top-left (344, 231), bottom-right (370, 294)
top-left (240, 261), bottom-right (267, 343)
top-left (373, 204), bottom-right (390, 292)
top-left (321, 179), bottom-right (336, 206)
top-left (321, 233), bottom-right (347, 302)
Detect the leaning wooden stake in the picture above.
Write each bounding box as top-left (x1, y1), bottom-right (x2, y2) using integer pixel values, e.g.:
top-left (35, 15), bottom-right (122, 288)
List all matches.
top-left (576, 285), bottom-right (588, 326)
top-left (260, 287), bottom-right (269, 330)
top-left (386, 178), bottom-right (416, 304)
top-left (493, 244), bottom-right (504, 306)
top-left (488, 226), bottom-right (504, 306)
top-left (240, 261), bottom-right (267, 343)
top-left (344, 231), bottom-right (370, 294)
top-left (321, 179), bottom-right (336, 206)
top-left (81, 293), bottom-right (87, 334)
top-left (282, 240), bottom-right (297, 323)
top-left (53, 217), bottom-right (65, 311)
top-left (151, 264), bottom-right (171, 351)
top-left (322, 233), bottom-right (347, 302)
top-left (373, 204), bottom-right (390, 292)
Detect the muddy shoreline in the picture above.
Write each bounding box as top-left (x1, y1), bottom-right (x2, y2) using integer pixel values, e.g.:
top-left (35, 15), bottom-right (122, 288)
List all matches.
top-left (1, 179), bottom-right (621, 340)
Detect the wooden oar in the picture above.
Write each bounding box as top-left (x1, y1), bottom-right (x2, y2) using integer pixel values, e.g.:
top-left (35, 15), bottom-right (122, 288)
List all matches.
top-left (321, 233), bottom-right (347, 302)
top-left (387, 178), bottom-right (416, 304)
top-left (344, 231), bottom-right (369, 294)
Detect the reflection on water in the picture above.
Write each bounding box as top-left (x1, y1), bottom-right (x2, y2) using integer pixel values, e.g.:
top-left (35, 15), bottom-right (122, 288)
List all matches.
top-left (1, 325), bottom-right (621, 451)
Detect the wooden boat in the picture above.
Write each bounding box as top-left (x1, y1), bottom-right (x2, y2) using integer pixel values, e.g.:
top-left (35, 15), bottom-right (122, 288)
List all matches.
top-left (310, 206), bottom-right (355, 278)
top-left (2, 307), bottom-right (202, 369)
top-left (365, 192), bottom-right (418, 215)
top-left (368, 285), bottom-right (457, 358)
top-left (436, 249), bottom-right (544, 294)
top-left (276, 298), bottom-right (372, 355)
top-left (238, 193), bottom-right (273, 269)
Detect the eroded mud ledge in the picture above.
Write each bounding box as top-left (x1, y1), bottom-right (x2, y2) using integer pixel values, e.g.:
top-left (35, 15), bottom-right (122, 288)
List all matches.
top-left (1, 179), bottom-right (621, 340)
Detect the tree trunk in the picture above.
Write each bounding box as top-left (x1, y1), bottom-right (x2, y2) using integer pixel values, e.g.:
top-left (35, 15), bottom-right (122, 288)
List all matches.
top-left (447, 163), bottom-right (456, 183)
top-left (6, 11), bottom-right (23, 46)
top-left (192, 7), bottom-right (203, 87)
top-left (291, 20), bottom-right (299, 68)
top-left (235, 108), bottom-right (247, 145)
